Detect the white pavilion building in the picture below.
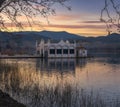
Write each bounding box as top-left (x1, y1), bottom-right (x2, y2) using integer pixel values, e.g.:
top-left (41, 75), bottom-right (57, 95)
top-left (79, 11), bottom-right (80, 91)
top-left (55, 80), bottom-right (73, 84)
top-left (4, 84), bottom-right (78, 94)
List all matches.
top-left (36, 39), bottom-right (87, 58)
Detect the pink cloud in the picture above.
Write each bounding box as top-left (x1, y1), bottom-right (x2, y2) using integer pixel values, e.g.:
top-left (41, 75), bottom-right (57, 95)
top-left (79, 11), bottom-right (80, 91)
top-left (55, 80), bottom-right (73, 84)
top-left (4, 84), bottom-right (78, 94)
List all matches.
top-left (52, 14), bottom-right (82, 20)
top-left (80, 20), bottom-right (103, 24)
top-left (46, 24), bottom-right (106, 29)
top-left (4, 22), bottom-right (106, 29)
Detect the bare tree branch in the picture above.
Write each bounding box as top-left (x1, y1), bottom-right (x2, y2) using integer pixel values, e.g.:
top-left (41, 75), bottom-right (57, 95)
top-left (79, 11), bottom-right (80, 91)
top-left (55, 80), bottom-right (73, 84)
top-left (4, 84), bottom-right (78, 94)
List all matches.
top-left (0, 0), bottom-right (70, 31)
top-left (101, 0), bottom-right (120, 34)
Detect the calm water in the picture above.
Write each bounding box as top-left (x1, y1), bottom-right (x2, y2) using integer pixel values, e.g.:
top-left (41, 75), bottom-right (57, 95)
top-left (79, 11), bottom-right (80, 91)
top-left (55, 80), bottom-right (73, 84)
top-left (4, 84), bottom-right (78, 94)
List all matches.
top-left (0, 57), bottom-right (120, 107)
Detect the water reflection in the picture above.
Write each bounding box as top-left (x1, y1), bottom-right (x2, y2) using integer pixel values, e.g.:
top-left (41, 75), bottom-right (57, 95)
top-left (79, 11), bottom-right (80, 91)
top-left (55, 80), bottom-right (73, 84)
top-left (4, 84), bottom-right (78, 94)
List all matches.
top-left (36, 58), bottom-right (77, 74)
top-left (0, 57), bottom-right (120, 107)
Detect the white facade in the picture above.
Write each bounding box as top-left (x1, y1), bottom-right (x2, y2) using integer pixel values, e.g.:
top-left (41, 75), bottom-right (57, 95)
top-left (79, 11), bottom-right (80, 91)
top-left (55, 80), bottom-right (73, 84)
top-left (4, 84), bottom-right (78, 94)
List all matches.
top-left (36, 39), bottom-right (87, 58)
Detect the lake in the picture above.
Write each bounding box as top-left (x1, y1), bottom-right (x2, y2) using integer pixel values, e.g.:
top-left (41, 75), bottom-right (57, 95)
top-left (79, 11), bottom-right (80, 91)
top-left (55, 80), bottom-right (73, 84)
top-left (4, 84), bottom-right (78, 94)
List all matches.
top-left (0, 57), bottom-right (120, 107)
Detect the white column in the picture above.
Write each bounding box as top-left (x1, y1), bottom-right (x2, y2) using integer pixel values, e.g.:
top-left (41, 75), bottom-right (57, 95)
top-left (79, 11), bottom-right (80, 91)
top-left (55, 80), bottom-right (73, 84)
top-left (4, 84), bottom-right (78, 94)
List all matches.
top-left (39, 48), bottom-right (41, 55)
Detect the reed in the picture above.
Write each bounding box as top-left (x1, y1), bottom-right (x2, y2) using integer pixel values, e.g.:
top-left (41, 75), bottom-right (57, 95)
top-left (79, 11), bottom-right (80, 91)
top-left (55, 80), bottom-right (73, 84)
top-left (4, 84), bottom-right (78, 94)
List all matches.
top-left (26, 84), bottom-right (119, 107)
top-left (0, 60), bottom-right (18, 72)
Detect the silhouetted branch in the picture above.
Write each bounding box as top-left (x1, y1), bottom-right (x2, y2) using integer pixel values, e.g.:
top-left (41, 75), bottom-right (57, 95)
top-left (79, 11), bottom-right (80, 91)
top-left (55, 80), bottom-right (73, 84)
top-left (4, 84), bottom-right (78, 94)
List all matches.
top-left (101, 0), bottom-right (120, 34)
top-left (0, 0), bottom-right (70, 31)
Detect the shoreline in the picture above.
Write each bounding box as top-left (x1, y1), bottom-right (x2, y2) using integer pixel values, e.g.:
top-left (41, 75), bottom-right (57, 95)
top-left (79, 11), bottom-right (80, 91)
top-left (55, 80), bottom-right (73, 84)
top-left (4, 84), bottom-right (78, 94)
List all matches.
top-left (0, 55), bottom-right (91, 59)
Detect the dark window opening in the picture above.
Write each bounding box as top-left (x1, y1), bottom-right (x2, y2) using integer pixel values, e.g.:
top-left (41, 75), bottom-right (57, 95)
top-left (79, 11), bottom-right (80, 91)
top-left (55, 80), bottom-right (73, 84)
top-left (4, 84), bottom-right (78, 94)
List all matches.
top-left (50, 49), bottom-right (55, 54)
top-left (63, 49), bottom-right (68, 54)
top-left (57, 49), bottom-right (62, 54)
top-left (70, 49), bottom-right (74, 54)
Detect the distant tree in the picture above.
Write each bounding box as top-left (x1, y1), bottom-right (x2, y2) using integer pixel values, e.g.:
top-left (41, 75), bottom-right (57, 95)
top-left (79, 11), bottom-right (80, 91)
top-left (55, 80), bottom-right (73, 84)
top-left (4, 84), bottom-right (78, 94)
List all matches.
top-left (0, 0), bottom-right (70, 30)
top-left (101, 0), bottom-right (120, 34)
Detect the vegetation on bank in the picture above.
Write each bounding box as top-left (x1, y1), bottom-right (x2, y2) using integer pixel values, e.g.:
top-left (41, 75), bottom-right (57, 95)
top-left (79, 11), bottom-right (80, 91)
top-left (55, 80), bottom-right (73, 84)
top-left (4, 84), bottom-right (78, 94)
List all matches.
top-left (23, 84), bottom-right (119, 107)
top-left (0, 60), bottom-right (18, 72)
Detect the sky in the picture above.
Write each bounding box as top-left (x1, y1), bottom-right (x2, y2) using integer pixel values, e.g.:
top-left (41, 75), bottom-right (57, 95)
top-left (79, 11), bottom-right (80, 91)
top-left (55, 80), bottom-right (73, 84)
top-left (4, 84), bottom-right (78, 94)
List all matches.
top-left (5, 0), bottom-right (115, 37)
top-left (45, 0), bottom-right (107, 36)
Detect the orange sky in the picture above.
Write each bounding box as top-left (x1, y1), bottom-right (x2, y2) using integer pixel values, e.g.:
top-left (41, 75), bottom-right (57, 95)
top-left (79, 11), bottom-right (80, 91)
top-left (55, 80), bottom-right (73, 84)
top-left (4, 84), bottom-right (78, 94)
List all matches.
top-left (3, 0), bottom-right (110, 37)
top-left (5, 15), bottom-right (108, 37)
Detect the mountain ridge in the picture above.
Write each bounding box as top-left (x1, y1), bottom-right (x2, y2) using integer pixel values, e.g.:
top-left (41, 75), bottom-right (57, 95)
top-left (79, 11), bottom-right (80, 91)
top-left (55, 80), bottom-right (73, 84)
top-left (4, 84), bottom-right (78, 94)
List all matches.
top-left (0, 31), bottom-right (120, 54)
top-left (0, 31), bottom-right (120, 42)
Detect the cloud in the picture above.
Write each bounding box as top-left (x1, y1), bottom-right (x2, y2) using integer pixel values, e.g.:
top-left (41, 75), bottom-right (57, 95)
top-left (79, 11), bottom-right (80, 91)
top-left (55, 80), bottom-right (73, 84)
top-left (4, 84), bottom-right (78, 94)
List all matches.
top-left (78, 20), bottom-right (104, 24)
top-left (4, 22), bottom-right (106, 31)
top-left (82, 20), bottom-right (103, 23)
top-left (51, 14), bottom-right (82, 20)
top-left (5, 22), bottom-right (106, 29)
top-left (46, 24), bottom-right (106, 29)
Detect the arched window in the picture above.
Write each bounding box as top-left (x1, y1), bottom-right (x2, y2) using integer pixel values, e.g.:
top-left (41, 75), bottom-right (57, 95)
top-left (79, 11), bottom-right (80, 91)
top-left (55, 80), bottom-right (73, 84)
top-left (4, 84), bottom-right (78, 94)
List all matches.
top-left (49, 46), bottom-right (55, 54)
top-left (57, 46), bottom-right (62, 54)
top-left (69, 47), bottom-right (75, 54)
top-left (70, 49), bottom-right (74, 54)
top-left (63, 46), bottom-right (68, 54)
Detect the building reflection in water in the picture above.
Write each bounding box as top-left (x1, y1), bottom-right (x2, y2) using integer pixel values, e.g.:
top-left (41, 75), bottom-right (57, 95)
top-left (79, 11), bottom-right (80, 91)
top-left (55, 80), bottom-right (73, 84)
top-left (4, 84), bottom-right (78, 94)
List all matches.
top-left (37, 59), bottom-right (74, 73)
top-left (76, 58), bottom-right (87, 68)
top-left (36, 58), bottom-right (87, 75)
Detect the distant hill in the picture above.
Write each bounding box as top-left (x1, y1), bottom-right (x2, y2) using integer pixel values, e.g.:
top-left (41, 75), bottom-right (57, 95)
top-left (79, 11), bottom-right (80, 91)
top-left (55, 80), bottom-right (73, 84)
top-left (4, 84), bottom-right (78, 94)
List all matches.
top-left (0, 31), bottom-right (120, 43)
top-left (85, 33), bottom-right (120, 43)
top-left (36, 30), bottom-right (85, 40)
top-left (11, 30), bottom-right (86, 41)
top-left (0, 31), bottom-right (120, 54)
